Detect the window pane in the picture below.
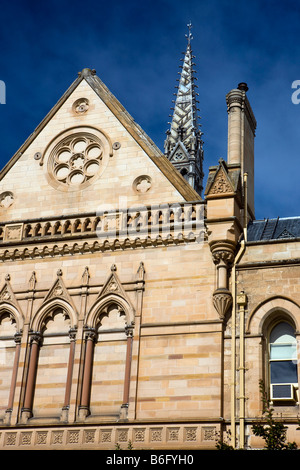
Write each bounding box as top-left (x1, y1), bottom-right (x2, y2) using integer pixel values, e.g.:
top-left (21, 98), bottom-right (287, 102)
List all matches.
top-left (270, 360), bottom-right (298, 384)
top-left (270, 322), bottom-right (296, 344)
top-left (270, 343), bottom-right (297, 360)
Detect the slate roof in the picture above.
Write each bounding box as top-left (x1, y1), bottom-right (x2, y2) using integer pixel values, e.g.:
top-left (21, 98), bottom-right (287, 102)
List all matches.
top-left (247, 217), bottom-right (300, 242)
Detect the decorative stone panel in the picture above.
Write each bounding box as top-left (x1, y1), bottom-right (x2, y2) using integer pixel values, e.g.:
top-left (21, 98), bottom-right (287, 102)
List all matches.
top-left (0, 423), bottom-right (220, 449)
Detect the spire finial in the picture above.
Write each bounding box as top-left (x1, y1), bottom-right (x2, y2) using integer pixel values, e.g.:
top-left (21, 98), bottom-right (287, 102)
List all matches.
top-left (186, 22), bottom-right (193, 44)
top-left (164, 23), bottom-right (204, 196)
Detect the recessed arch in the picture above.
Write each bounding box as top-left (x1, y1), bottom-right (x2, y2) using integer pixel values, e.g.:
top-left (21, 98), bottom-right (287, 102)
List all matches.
top-left (246, 296), bottom-right (300, 335)
top-left (86, 293), bottom-right (135, 330)
top-left (0, 303), bottom-right (24, 332)
top-left (31, 298), bottom-right (77, 333)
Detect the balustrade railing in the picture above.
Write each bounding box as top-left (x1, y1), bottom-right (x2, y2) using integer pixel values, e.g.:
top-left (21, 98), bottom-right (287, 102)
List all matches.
top-left (0, 202), bottom-right (205, 244)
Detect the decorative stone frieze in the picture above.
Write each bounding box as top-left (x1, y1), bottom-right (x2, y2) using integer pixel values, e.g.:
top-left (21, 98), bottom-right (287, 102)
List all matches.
top-left (0, 423), bottom-right (221, 449)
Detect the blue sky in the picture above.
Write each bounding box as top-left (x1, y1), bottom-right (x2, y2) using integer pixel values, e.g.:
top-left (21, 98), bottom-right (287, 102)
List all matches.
top-left (0, 0), bottom-right (299, 220)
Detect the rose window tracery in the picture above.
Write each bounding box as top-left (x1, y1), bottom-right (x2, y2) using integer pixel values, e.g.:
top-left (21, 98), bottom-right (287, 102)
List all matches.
top-left (44, 127), bottom-right (112, 191)
top-left (53, 134), bottom-right (103, 186)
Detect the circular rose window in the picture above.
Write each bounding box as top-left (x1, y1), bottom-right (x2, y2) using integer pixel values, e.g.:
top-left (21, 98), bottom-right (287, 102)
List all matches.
top-left (44, 127), bottom-right (112, 191)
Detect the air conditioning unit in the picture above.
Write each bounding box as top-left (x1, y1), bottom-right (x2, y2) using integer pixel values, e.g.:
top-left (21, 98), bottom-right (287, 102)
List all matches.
top-left (270, 383), bottom-right (295, 401)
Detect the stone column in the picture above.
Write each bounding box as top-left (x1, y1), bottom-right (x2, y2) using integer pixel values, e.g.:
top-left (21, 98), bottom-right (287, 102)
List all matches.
top-left (212, 244), bottom-right (235, 321)
top-left (61, 328), bottom-right (77, 421)
top-left (78, 328), bottom-right (96, 419)
top-left (120, 326), bottom-right (134, 419)
top-left (21, 332), bottom-right (42, 422)
top-left (4, 332), bottom-right (22, 424)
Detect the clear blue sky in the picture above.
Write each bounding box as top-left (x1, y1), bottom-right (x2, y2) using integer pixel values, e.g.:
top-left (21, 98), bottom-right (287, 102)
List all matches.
top-left (0, 0), bottom-right (299, 220)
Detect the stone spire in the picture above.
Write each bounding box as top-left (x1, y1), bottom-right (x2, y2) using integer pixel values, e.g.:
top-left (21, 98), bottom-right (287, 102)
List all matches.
top-left (164, 23), bottom-right (204, 195)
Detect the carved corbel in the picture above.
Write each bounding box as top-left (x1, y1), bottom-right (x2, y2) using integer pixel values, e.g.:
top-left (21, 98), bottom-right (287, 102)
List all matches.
top-left (213, 288), bottom-right (233, 321)
top-left (211, 242), bottom-right (235, 321)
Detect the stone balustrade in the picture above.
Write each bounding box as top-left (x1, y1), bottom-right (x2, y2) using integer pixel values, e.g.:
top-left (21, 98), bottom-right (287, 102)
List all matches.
top-left (0, 202), bottom-right (205, 261)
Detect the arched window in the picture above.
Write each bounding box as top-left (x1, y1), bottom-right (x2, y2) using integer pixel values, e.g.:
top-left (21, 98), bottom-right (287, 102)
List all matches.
top-left (33, 309), bottom-right (71, 418)
top-left (90, 304), bottom-right (128, 416)
top-left (80, 295), bottom-right (135, 420)
top-left (269, 321), bottom-right (298, 402)
top-left (0, 313), bottom-right (18, 419)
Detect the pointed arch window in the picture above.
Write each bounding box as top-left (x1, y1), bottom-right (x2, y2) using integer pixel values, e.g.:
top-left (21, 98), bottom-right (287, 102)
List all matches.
top-left (0, 313), bottom-right (19, 419)
top-left (269, 321), bottom-right (298, 402)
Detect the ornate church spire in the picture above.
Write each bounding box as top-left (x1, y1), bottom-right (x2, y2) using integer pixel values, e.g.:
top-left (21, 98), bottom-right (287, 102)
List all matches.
top-left (164, 23), bottom-right (204, 195)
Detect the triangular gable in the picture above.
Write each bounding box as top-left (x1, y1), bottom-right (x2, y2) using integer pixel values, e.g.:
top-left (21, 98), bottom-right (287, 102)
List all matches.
top-left (41, 269), bottom-right (77, 312)
top-left (97, 264), bottom-right (133, 307)
top-left (205, 159), bottom-right (239, 197)
top-left (168, 141), bottom-right (190, 163)
top-left (0, 68), bottom-right (201, 203)
top-left (0, 275), bottom-right (23, 314)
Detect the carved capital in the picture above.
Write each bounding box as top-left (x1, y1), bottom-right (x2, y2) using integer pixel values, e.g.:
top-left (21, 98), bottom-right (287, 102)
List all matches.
top-left (125, 325), bottom-right (134, 337)
top-left (210, 240), bottom-right (236, 266)
top-left (213, 288), bottom-right (232, 320)
top-left (68, 327), bottom-right (77, 341)
top-left (84, 328), bottom-right (97, 343)
top-left (212, 250), bottom-right (234, 266)
top-left (14, 332), bottom-right (22, 344)
top-left (29, 331), bottom-right (42, 345)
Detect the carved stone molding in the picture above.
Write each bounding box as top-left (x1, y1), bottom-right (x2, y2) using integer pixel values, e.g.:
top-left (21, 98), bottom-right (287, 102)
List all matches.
top-left (213, 288), bottom-right (232, 320)
top-left (208, 169), bottom-right (233, 195)
top-left (210, 239), bottom-right (235, 254)
top-left (0, 422), bottom-right (220, 449)
top-left (212, 249), bottom-right (234, 266)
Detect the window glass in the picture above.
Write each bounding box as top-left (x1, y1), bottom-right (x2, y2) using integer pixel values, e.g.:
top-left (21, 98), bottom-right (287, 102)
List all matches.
top-left (269, 321), bottom-right (298, 385)
top-left (270, 344), bottom-right (297, 360)
top-left (270, 361), bottom-right (298, 384)
top-left (270, 322), bottom-right (296, 344)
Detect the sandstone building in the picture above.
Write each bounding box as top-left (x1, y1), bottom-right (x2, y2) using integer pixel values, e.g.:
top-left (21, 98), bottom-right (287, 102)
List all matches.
top-left (0, 31), bottom-right (299, 450)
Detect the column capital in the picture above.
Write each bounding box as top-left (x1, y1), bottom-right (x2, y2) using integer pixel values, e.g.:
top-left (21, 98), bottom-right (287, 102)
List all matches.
top-left (210, 240), bottom-right (236, 266)
top-left (68, 327), bottom-right (77, 341)
top-left (212, 250), bottom-right (235, 266)
top-left (13, 332), bottom-right (22, 344)
top-left (84, 327), bottom-right (97, 343)
top-left (29, 331), bottom-right (42, 345)
top-left (125, 324), bottom-right (134, 337)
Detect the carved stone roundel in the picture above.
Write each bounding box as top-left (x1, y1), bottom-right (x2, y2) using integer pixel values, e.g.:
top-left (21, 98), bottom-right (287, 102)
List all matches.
top-left (44, 127), bottom-right (112, 191)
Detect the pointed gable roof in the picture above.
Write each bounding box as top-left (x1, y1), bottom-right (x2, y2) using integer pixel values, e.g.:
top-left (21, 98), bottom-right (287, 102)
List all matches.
top-left (0, 68), bottom-right (201, 202)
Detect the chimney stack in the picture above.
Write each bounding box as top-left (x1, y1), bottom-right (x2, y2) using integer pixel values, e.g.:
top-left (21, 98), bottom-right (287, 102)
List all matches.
top-left (226, 84), bottom-right (257, 220)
